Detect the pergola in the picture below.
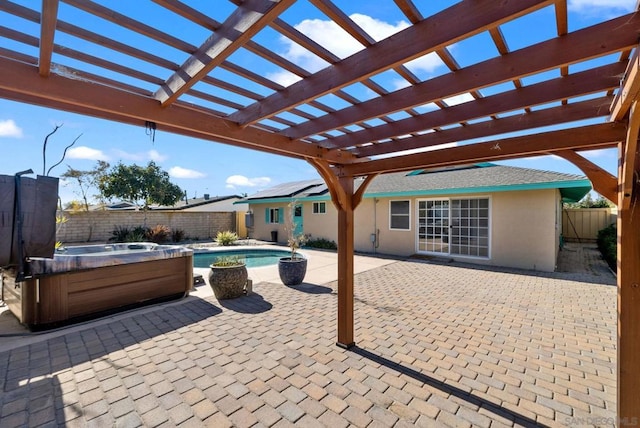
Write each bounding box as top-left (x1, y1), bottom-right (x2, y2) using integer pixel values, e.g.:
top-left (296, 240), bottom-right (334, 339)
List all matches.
top-left (1, 0), bottom-right (638, 419)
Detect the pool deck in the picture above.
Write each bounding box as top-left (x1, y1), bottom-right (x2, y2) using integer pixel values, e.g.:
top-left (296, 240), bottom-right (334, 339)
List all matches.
top-left (0, 242), bottom-right (619, 427)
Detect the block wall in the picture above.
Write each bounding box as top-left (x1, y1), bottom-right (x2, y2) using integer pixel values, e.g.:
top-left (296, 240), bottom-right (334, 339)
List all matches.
top-left (56, 210), bottom-right (237, 243)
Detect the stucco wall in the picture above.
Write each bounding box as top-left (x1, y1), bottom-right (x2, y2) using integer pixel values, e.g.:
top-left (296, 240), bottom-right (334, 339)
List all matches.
top-left (249, 188), bottom-right (559, 271)
top-left (248, 203), bottom-right (290, 242)
top-left (57, 210), bottom-right (237, 243)
top-left (490, 189), bottom-right (557, 272)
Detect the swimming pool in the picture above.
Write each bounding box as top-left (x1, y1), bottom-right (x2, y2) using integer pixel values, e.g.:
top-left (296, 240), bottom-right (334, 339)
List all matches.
top-left (193, 248), bottom-right (297, 268)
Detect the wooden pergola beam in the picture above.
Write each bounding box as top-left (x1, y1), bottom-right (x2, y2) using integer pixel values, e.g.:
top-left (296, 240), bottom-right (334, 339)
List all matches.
top-left (0, 57), bottom-right (353, 162)
top-left (621, 101), bottom-right (640, 209)
top-left (610, 48), bottom-right (640, 122)
top-left (154, 0), bottom-right (294, 107)
top-left (281, 14), bottom-right (638, 140)
top-left (229, 0), bottom-right (554, 126)
top-left (352, 97), bottom-right (612, 158)
top-left (617, 135), bottom-right (640, 420)
top-left (325, 63), bottom-right (622, 151)
top-left (38, 0), bottom-right (58, 77)
top-left (556, 150), bottom-right (618, 203)
top-left (343, 123), bottom-right (625, 176)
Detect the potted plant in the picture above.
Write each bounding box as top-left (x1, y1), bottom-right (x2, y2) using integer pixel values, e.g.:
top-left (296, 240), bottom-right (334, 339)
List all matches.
top-left (208, 255), bottom-right (247, 299)
top-left (278, 202), bottom-right (309, 286)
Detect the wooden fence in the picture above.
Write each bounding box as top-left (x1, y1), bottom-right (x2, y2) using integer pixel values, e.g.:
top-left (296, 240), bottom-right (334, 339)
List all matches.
top-left (562, 208), bottom-right (616, 242)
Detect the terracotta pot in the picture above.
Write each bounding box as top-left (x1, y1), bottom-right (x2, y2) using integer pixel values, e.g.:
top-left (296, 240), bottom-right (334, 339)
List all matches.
top-left (208, 264), bottom-right (247, 299)
top-left (278, 257), bottom-right (307, 286)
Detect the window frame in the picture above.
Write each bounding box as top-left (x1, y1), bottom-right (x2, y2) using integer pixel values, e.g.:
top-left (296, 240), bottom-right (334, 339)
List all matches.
top-left (389, 200), bottom-right (411, 231)
top-left (265, 207), bottom-right (283, 224)
top-left (312, 201), bottom-right (326, 214)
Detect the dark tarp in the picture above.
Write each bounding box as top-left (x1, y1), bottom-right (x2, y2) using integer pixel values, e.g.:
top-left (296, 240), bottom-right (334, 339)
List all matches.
top-left (0, 175), bottom-right (14, 266)
top-left (0, 174), bottom-right (59, 267)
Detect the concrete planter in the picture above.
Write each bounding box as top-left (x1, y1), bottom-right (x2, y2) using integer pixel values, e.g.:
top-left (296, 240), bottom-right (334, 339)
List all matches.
top-left (278, 257), bottom-right (307, 286)
top-left (208, 264), bottom-right (247, 299)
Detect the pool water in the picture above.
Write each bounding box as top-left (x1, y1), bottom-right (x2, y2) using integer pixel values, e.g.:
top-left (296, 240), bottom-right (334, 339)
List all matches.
top-left (193, 249), bottom-right (295, 268)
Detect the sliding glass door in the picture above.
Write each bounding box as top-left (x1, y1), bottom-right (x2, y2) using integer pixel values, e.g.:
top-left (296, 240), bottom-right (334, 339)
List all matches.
top-left (417, 198), bottom-right (490, 258)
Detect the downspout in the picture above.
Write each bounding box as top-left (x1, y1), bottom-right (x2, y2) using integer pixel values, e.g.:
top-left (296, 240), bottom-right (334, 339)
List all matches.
top-left (372, 198), bottom-right (379, 253)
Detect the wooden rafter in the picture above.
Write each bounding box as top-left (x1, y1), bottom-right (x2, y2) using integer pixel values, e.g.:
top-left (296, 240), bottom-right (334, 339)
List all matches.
top-left (0, 56), bottom-right (352, 162)
top-left (352, 97), bottom-right (612, 158)
top-left (488, 25), bottom-right (528, 113)
top-left (229, 0), bottom-right (555, 126)
top-left (324, 63), bottom-right (622, 151)
top-left (344, 123), bottom-right (625, 176)
top-left (38, 0), bottom-right (59, 77)
top-left (281, 14), bottom-right (638, 141)
top-left (610, 48), bottom-right (640, 122)
top-left (154, 0), bottom-right (295, 107)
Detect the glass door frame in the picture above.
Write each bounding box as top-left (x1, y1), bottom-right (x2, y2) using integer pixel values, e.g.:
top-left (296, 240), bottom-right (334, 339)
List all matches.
top-left (416, 197), bottom-right (492, 259)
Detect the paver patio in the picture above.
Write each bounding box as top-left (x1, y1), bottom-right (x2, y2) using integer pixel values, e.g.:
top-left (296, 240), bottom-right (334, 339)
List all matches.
top-left (0, 248), bottom-right (617, 427)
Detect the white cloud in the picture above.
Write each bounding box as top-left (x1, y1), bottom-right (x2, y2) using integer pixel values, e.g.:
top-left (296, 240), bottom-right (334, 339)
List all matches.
top-left (169, 166), bottom-right (205, 179)
top-left (266, 70), bottom-right (302, 87)
top-left (67, 146), bottom-right (109, 161)
top-left (568, 0), bottom-right (635, 13)
top-left (443, 93), bottom-right (474, 107)
top-left (372, 142), bottom-right (458, 159)
top-left (270, 13), bottom-right (443, 87)
top-left (148, 149), bottom-right (167, 162)
top-left (225, 175), bottom-right (271, 189)
top-left (112, 149), bottom-right (168, 162)
top-left (0, 119), bottom-right (23, 138)
top-left (580, 148), bottom-right (616, 159)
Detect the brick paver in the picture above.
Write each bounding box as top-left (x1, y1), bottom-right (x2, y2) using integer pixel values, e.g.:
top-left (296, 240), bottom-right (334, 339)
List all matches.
top-left (0, 256), bottom-right (617, 426)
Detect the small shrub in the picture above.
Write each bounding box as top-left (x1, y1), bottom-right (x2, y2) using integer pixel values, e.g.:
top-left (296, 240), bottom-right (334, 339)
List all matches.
top-left (171, 228), bottom-right (186, 242)
top-left (110, 225), bottom-right (131, 242)
top-left (212, 255), bottom-right (244, 267)
top-left (216, 230), bottom-right (238, 246)
top-left (597, 223), bottom-right (617, 270)
top-left (147, 224), bottom-right (170, 243)
top-left (130, 226), bottom-right (149, 242)
top-left (305, 237), bottom-right (337, 250)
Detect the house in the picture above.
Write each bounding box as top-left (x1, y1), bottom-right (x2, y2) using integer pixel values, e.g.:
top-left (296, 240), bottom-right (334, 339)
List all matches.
top-left (239, 163), bottom-right (591, 272)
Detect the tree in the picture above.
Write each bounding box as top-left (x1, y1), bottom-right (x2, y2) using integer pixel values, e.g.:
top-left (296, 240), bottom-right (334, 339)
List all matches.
top-left (98, 161), bottom-right (183, 209)
top-left (61, 160), bottom-right (110, 211)
top-left (565, 193), bottom-right (614, 209)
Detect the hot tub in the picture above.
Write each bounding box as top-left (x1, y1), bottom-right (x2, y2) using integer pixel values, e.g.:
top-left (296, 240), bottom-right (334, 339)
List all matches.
top-left (1, 243), bottom-right (193, 329)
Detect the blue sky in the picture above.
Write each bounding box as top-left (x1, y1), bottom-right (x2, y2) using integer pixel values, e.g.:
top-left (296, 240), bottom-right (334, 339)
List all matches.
top-left (0, 0), bottom-right (634, 204)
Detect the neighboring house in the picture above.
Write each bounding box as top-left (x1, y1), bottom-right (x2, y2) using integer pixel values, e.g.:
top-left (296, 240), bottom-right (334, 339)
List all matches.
top-left (91, 194), bottom-right (243, 212)
top-left (238, 163), bottom-right (591, 272)
top-left (155, 194), bottom-right (243, 212)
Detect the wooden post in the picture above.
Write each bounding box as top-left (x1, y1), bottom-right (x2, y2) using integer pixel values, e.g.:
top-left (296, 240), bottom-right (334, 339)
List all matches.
top-left (617, 140), bottom-right (640, 422)
top-left (308, 159), bottom-right (377, 348)
top-left (336, 176), bottom-right (355, 348)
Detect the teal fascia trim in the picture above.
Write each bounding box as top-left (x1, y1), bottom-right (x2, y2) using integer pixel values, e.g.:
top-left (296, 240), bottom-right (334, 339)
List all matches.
top-left (363, 179), bottom-right (592, 199)
top-left (237, 178), bottom-right (591, 203)
top-left (560, 186), bottom-right (592, 202)
top-left (406, 170), bottom-right (424, 176)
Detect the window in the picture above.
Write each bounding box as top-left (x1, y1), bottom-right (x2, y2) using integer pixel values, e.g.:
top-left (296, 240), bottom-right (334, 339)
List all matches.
top-left (312, 202), bottom-right (326, 214)
top-left (265, 207), bottom-right (283, 224)
top-left (389, 200), bottom-right (410, 230)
